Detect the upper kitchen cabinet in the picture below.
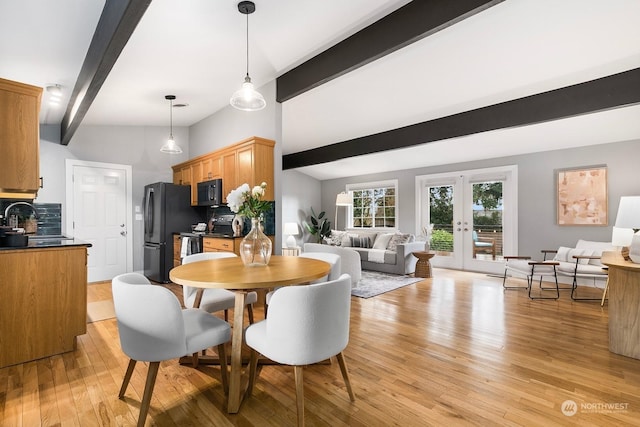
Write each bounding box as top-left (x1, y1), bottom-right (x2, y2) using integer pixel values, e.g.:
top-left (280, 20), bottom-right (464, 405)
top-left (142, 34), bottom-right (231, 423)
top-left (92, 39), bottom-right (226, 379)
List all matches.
top-left (172, 136), bottom-right (274, 205)
top-left (0, 78), bottom-right (42, 199)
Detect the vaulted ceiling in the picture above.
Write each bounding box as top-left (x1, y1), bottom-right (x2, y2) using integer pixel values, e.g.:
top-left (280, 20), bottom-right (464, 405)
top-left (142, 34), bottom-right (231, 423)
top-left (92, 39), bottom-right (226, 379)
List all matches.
top-left (1, 0), bottom-right (639, 180)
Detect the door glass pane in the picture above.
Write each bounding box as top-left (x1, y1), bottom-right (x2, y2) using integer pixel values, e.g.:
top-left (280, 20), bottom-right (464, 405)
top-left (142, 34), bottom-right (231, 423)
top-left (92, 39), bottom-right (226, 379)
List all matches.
top-left (471, 181), bottom-right (503, 261)
top-left (428, 185), bottom-right (454, 257)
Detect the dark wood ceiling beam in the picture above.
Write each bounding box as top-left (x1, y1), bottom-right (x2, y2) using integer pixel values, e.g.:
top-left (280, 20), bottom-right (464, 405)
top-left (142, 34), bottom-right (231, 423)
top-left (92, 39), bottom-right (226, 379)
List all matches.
top-left (60, 0), bottom-right (152, 146)
top-left (276, 0), bottom-right (504, 103)
top-left (282, 67), bottom-right (640, 170)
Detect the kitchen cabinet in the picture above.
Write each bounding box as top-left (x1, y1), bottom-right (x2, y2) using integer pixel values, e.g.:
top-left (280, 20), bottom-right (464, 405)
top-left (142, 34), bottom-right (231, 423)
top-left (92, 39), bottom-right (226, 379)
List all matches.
top-left (0, 78), bottom-right (42, 199)
top-left (0, 246), bottom-right (88, 368)
top-left (222, 151), bottom-right (238, 201)
top-left (203, 235), bottom-right (275, 256)
top-left (173, 234), bottom-right (182, 266)
top-left (172, 136), bottom-right (275, 205)
top-left (204, 236), bottom-right (239, 254)
top-left (202, 156), bottom-right (222, 181)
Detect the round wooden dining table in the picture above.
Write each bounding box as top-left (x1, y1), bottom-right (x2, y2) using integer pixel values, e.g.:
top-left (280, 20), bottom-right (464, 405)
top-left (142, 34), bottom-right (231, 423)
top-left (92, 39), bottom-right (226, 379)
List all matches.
top-left (169, 255), bottom-right (330, 413)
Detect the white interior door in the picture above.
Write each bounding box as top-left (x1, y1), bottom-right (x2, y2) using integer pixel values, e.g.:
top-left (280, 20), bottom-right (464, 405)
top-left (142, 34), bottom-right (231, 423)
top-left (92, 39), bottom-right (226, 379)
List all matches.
top-left (416, 165), bottom-right (517, 274)
top-left (66, 160), bottom-right (133, 282)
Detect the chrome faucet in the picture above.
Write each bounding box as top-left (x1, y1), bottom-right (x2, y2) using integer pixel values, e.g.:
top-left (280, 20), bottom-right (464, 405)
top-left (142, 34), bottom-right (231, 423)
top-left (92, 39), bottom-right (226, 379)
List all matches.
top-left (4, 201), bottom-right (39, 226)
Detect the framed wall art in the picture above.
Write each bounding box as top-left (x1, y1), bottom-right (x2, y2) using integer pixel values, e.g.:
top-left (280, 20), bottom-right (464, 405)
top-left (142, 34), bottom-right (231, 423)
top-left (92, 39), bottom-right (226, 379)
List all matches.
top-left (557, 166), bottom-right (607, 226)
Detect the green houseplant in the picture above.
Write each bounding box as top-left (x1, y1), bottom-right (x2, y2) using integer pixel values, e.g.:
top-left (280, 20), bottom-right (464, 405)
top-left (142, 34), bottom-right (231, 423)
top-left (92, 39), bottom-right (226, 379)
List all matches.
top-left (303, 207), bottom-right (331, 243)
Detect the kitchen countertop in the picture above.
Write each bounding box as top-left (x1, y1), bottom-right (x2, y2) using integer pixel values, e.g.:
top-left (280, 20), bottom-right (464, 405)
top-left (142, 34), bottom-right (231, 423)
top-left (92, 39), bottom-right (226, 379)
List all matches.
top-left (0, 236), bottom-right (92, 250)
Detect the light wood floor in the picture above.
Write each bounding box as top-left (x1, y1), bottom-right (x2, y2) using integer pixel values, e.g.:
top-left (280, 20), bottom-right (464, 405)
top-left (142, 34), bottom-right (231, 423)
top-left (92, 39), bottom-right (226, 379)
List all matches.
top-left (2, 269), bottom-right (640, 426)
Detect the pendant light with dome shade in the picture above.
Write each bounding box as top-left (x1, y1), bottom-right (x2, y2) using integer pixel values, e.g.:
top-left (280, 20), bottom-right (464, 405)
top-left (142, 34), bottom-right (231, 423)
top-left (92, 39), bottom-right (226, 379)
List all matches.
top-left (230, 1), bottom-right (266, 111)
top-left (160, 94), bottom-right (183, 154)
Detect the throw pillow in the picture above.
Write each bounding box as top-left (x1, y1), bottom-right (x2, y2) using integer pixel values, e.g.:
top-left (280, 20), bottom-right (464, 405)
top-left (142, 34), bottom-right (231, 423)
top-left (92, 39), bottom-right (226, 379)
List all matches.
top-left (372, 233), bottom-right (394, 250)
top-left (350, 235), bottom-right (372, 248)
top-left (326, 230), bottom-right (346, 246)
top-left (387, 233), bottom-right (411, 252)
top-left (553, 247), bottom-right (588, 263)
top-left (553, 246), bottom-right (572, 262)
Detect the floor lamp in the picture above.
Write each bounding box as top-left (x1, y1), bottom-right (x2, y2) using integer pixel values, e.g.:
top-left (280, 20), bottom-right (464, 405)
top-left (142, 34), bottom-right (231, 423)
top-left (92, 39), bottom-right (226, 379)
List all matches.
top-left (335, 191), bottom-right (353, 230)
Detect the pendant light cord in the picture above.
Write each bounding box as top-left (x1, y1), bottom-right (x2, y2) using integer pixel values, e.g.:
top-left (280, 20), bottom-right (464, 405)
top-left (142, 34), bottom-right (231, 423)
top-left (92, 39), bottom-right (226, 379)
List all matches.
top-left (169, 97), bottom-right (173, 138)
top-left (245, 11), bottom-right (249, 78)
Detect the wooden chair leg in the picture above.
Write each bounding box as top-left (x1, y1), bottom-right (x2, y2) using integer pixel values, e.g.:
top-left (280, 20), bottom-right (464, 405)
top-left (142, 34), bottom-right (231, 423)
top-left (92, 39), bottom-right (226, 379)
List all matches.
top-left (138, 361), bottom-right (160, 427)
top-left (335, 352), bottom-right (356, 402)
top-left (223, 309), bottom-right (229, 322)
top-left (192, 352), bottom-right (199, 368)
top-left (119, 359), bottom-right (137, 398)
top-left (217, 343), bottom-right (229, 395)
top-left (247, 349), bottom-right (259, 397)
top-left (601, 276), bottom-right (609, 306)
top-left (247, 304), bottom-right (254, 324)
top-left (294, 366), bottom-right (305, 427)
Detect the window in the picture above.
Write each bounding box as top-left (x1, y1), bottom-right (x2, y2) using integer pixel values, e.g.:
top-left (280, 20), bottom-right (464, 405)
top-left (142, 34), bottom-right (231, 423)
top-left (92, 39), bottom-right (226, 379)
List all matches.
top-left (347, 180), bottom-right (397, 228)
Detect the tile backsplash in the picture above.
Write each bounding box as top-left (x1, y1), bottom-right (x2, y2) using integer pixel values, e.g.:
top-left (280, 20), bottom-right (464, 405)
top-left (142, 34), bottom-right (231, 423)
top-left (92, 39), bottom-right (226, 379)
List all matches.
top-left (34, 203), bottom-right (62, 236)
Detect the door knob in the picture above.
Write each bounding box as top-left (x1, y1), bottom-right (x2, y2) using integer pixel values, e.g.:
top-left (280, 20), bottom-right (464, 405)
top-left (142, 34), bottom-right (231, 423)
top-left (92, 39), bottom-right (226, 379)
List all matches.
top-left (120, 231), bottom-right (127, 236)
top-left (120, 223), bottom-right (125, 227)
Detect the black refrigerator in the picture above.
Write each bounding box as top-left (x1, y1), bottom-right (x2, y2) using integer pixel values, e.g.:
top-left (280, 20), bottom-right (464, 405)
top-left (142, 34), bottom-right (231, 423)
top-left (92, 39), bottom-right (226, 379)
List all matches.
top-left (143, 182), bottom-right (202, 283)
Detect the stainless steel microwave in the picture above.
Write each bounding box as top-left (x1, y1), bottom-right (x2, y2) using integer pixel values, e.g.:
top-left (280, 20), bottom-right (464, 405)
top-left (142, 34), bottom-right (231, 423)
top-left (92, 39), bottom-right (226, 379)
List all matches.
top-left (197, 179), bottom-right (223, 206)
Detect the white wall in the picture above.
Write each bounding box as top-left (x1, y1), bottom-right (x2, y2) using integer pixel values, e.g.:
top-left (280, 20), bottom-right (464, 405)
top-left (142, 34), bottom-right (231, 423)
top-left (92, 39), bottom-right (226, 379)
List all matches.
top-left (281, 169), bottom-right (322, 247)
top-left (38, 123), bottom-right (190, 272)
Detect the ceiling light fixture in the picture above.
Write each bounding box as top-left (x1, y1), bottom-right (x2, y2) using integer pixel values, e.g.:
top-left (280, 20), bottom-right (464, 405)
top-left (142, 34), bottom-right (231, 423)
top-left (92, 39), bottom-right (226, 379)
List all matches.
top-left (46, 84), bottom-right (63, 106)
top-left (229, 1), bottom-right (266, 111)
top-left (160, 95), bottom-right (183, 154)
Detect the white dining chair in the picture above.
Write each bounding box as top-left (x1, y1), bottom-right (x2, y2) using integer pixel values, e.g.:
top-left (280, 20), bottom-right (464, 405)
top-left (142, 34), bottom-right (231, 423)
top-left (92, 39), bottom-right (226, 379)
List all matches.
top-left (182, 252), bottom-right (258, 323)
top-left (112, 273), bottom-right (231, 427)
top-left (265, 251), bottom-right (340, 308)
top-left (245, 273), bottom-right (355, 427)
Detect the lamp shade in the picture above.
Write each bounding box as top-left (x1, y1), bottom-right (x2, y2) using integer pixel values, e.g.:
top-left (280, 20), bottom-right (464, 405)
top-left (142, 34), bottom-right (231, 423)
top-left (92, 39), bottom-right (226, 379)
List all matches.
top-left (612, 227), bottom-right (634, 247)
top-left (336, 191), bottom-right (353, 206)
top-left (615, 196), bottom-right (640, 229)
top-left (284, 222), bottom-right (299, 235)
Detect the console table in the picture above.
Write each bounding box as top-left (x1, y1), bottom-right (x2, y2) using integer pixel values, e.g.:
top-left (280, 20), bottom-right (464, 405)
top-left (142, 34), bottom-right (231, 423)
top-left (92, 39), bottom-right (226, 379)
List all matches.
top-left (601, 251), bottom-right (640, 359)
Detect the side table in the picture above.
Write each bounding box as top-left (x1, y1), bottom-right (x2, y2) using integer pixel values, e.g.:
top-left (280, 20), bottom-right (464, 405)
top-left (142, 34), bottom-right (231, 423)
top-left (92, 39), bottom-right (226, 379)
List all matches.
top-left (282, 246), bottom-right (301, 256)
top-left (413, 251), bottom-right (435, 278)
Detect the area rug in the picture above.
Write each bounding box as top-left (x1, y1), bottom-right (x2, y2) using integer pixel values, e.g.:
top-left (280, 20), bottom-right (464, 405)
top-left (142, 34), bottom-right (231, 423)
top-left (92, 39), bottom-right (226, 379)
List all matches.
top-left (351, 270), bottom-right (423, 299)
top-left (87, 300), bottom-right (116, 323)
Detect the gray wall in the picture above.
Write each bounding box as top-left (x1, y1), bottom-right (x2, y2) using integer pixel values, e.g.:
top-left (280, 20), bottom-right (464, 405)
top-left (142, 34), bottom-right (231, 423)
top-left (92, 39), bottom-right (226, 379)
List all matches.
top-left (38, 123), bottom-right (190, 272)
top-left (319, 139), bottom-right (640, 258)
top-left (281, 169), bottom-right (322, 247)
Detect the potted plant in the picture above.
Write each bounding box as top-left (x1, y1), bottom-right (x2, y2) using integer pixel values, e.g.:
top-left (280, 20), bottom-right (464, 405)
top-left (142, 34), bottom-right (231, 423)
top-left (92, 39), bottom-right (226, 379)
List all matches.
top-left (303, 207), bottom-right (331, 243)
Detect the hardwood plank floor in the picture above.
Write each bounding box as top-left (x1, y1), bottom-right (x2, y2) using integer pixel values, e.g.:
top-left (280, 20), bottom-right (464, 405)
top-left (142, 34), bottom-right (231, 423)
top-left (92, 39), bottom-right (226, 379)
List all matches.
top-left (2, 269), bottom-right (640, 426)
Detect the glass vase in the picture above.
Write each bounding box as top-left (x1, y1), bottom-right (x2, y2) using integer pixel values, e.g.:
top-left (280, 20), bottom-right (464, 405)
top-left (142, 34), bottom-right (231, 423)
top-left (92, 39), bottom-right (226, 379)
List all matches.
top-left (240, 218), bottom-right (272, 267)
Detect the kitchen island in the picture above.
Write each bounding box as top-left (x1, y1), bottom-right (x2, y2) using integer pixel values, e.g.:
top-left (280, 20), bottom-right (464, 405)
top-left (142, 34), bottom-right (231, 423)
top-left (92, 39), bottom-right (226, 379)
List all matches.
top-left (0, 238), bottom-right (91, 368)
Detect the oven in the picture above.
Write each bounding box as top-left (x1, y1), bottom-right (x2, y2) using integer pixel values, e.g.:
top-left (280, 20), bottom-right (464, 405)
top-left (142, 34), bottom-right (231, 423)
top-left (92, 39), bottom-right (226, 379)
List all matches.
top-left (179, 232), bottom-right (203, 259)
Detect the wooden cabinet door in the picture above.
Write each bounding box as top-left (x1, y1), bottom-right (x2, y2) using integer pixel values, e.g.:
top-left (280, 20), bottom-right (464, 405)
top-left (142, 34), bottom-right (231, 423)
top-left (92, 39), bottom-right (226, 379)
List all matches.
top-left (173, 169), bottom-right (181, 185)
top-left (236, 145), bottom-right (254, 189)
top-left (0, 78), bottom-right (42, 197)
top-left (190, 162), bottom-right (202, 205)
top-left (202, 155), bottom-right (222, 180)
top-left (222, 151), bottom-right (237, 201)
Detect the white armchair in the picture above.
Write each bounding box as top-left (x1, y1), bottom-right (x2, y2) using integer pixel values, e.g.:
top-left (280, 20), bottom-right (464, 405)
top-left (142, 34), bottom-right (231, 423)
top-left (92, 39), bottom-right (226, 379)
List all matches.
top-left (112, 273), bottom-right (231, 427)
top-left (245, 274), bottom-right (355, 426)
top-left (182, 252), bottom-right (257, 323)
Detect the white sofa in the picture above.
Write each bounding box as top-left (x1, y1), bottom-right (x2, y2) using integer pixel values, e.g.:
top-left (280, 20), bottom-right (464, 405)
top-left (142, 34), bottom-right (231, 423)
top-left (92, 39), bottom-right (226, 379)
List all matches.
top-left (323, 229), bottom-right (427, 275)
top-left (303, 243), bottom-right (361, 287)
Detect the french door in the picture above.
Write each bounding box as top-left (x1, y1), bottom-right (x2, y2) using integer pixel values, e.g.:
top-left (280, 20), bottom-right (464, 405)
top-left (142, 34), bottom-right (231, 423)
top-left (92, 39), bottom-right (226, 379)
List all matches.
top-left (416, 165), bottom-right (517, 274)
